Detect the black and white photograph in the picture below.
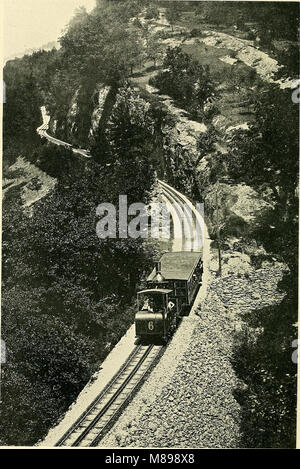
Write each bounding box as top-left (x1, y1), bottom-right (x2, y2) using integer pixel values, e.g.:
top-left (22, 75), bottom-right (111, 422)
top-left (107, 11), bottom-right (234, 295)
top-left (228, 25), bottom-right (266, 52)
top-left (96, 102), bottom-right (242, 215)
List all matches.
top-left (0, 0), bottom-right (299, 451)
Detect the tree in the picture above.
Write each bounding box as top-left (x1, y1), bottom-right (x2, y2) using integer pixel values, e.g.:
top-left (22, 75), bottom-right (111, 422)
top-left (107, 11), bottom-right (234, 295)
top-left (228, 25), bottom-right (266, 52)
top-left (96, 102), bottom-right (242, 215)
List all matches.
top-left (0, 314), bottom-right (97, 445)
top-left (123, 31), bottom-right (145, 75)
top-left (150, 46), bottom-right (214, 119)
top-left (59, 3), bottom-right (144, 85)
top-left (225, 82), bottom-right (298, 449)
top-left (145, 36), bottom-right (163, 67)
top-left (1, 153), bottom-right (158, 445)
top-left (145, 4), bottom-right (159, 20)
top-left (33, 144), bottom-right (74, 178)
top-left (165, 3), bottom-right (182, 32)
top-left (275, 44), bottom-right (300, 79)
top-left (205, 178), bottom-right (236, 276)
top-left (93, 86), bottom-right (156, 204)
top-left (226, 85), bottom-right (298, 219)
top-left (3, 61), bottom-right (42, 165)
top-left (68, 6), bottom-right (88, 28)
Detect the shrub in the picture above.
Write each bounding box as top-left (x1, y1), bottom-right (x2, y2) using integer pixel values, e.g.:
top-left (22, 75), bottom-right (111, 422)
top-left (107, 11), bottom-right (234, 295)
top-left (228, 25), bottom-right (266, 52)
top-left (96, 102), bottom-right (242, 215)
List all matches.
top-left (145, 5), bottom-right (159, 20)
top-left (151, 46), bottom-right (214, 120)
top-left (189, 28), bottom-right (202, 38)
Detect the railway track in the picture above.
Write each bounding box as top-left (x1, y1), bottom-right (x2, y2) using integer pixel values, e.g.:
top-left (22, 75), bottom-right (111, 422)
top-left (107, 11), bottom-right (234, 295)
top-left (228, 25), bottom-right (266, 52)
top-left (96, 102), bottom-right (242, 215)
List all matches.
top-left (55, 344), bottom-right (162, 447)
top-left (36, 108), bottom-right (208, 447)
top-left (159, 180), bottom-right (204, 252)
top-left (49, 184), bottom-right (203, 447)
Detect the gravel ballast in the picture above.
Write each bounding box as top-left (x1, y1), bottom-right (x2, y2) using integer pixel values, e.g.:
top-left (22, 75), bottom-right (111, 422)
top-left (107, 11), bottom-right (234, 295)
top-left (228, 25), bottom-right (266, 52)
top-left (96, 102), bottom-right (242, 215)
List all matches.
top-left (99, 257), bottom-right (285, 448)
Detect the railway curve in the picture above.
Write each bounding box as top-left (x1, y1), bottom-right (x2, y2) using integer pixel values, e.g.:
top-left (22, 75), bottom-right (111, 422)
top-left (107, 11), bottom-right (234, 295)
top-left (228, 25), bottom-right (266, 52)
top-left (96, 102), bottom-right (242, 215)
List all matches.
top-left (36, 108), bottom-right (210, 447)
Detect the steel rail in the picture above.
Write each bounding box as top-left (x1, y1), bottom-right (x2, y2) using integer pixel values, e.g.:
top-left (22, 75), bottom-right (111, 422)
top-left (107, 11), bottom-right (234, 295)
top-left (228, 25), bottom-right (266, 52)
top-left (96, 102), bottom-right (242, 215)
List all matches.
top-left (159, 183), bottom-right (197, 251)
top-left (55, 344), bottom-right (162, 447)
top-left (90, 345), bottom-right (162, 447)
top-left (55, 344), bottom-right (144, 446)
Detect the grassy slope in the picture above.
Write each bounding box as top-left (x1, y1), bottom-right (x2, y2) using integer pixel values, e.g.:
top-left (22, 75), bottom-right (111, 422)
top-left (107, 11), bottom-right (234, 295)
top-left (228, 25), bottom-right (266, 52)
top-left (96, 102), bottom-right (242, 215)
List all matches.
top-left (133, 10), bottom-right (260, 129)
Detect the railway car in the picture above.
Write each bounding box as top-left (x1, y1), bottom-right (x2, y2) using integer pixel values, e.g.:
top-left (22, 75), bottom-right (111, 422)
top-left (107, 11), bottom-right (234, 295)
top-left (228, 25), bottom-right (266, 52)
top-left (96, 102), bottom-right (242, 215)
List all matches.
top-left (135, 251), bottom-right (203, 343)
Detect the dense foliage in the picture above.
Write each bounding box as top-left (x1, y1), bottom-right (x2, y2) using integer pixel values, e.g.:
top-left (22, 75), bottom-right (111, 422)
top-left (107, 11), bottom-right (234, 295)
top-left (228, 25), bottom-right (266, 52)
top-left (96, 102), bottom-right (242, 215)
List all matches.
top-left (192, 1), bottom-right (299, 41)
top-left (226, 85), bottom-right (298, 216)
top-left (1, 148), bottom-right (157, 446)
top-left (225, 85), bottom-right (298, 447)
top-left (150, 46), bottom-right (214, 120)
top-left (3, 59), bottom-right (42, 167)
top-left (1, 1), bottom-right (159, 442)
top-left (165, 3), bottom-right (182, 32)
top-left (1, 0), bottom-right (298, 448)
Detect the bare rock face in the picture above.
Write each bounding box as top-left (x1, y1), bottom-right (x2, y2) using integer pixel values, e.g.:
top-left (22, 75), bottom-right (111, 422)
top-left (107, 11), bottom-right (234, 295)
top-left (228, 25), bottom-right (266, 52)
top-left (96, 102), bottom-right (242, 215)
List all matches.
top-left (66, 89), bottom-right (80, 135)
top-left (200, 30), bottom-right (293, 89)
top-left (212, 115), bottom-right (230, 133)
top-left (229, 184), bottom-right (273, 223)
top-left (89, 85), bottom-right (111, 138)
top-left (205, 182), bottom-right (273, 234)
top-left (201, 31), bottom-right (278, 82)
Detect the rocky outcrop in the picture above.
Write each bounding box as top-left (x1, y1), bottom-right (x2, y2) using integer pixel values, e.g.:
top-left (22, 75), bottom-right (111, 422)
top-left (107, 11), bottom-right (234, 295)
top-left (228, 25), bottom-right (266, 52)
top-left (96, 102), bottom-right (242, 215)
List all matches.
top-left (144, 85), bottom-right (207, 150)
top-left (91, 83), bottom-right (272, 244)
top-left (89, 85), bottom-right (111, 138)
top-left (205, 183), bottom-right (273, 226)
top-left (66, 89), bottom-right (80, 134)
top-left (2, 157), bottom-right (56, 214)
top-left (200, 31), bottom-right (293, 89)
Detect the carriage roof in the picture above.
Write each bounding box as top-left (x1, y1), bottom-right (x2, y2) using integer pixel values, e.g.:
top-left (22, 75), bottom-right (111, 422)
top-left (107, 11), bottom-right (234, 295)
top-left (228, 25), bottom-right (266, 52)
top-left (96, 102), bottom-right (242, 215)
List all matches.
top-left (147, 251), bottom-right (202, 282)
top-left (138, 289), bottom-right (173, 295)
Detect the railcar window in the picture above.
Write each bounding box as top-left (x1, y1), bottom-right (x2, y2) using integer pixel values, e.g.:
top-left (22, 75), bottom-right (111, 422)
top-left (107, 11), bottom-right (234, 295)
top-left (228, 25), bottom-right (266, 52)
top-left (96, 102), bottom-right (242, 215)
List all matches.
top-left (175, 287), bottom-right (186, 296)
top-left (174, 281), bottom-right (185, 288)
top-left (138, 293), bottom-right (165, 313)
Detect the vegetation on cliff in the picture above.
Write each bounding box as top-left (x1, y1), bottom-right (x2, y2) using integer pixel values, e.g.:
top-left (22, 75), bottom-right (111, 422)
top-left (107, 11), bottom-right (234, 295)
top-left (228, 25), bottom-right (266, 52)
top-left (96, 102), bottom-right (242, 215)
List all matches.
top-left (1, 2), bottom-right (158, 445)
top-left (226, 85), bottom-right (298, 448)
top-left (1, 151), bottom-right (157, 446)
top-left (1, 0), bottom-right (298, 447)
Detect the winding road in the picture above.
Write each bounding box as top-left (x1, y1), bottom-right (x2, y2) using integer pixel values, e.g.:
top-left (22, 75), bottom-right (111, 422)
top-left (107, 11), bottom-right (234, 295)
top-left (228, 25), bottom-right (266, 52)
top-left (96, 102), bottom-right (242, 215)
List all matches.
top-left (37, 106), bottom-right (92, 158)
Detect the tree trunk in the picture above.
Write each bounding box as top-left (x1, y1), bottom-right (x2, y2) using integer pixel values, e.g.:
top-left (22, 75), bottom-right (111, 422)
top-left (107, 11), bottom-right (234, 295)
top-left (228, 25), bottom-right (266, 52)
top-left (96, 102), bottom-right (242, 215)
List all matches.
top-left (282, 193), bottom-right (289, 223)
top-left (217, 242), bottom-right (222, 277)
top-left (216, 188), bottom-right (222, 277)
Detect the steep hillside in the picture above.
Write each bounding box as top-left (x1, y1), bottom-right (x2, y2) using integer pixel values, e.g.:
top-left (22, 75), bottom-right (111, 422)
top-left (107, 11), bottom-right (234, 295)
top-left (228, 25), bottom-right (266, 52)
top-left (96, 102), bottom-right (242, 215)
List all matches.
top-left (43, 2), bottom-right (298, 448)
top-left (2, 0), bottom-right (298, 448)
